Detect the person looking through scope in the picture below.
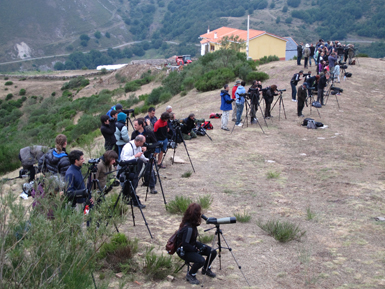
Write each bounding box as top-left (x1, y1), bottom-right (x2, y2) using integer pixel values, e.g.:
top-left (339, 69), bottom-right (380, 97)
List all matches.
top-left (248, 80), bottom-right (261, 124)
top-left (181, 113), bottom-right (199, 140)
top-left (120, 135), bottom-right (149, 208)
top-left (176, 203), bottom-right (217, 285)
top-left (263, 85), bottom-right (278, 119)
top-left (94, 150), bottom-right (118, 189)
top-left (131, 118), bottom-right (158, 195)
top-left (115, 112), bottom-right (130, 160)
top-left (154, 112), bottom-right (170, 168)
top-left (106, 103), bottom-right (123, 118)
top-left (100, 115), bottom-right (117, 151)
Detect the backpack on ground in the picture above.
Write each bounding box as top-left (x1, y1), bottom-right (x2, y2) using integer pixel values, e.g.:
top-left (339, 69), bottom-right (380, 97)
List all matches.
top-left (312, 101), bottom-right (322, 108)
top-left (195, 126), bottom-right (206, 136)
top-left (302, 118), bottom-right (314, 126)
top-left (344, 72), bottom-right (352, 77)
top-left (315, 121), bottom-right (324, 127)
top-left (307, 119), bottom-right (317, 129)
top-left (166, 230), bottom-right (180, 255)
top-left (209, 113), bottom-right (222, 119)
top-left (201, 121), bottom-right (213, 130)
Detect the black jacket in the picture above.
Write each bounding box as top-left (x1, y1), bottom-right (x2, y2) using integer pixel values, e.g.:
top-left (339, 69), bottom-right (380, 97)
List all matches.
top-left (38, 148), bottom-right (70, 177)
top-left (298, 85), bottom-right (307, 101)
top-left (318, 75), bottom-right (327, 89)
top-left (100, 122), bottom-right (116, 146)
top-left (177, 224), bottom-right (198, 253)
top-left (181, 117), bottom-right (196, 134)
top-left (264, 88), bottom-right (276, 104)
top-left (248, 85), bottom-right (260, 105)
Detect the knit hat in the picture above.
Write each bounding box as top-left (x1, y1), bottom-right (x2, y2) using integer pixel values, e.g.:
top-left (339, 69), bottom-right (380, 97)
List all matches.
top-left (117, 112), bottom-right (127, 123)
top-left (115, 104), bottom-right (123, 110)
top-left (235, 80), bottom-right (241, 84)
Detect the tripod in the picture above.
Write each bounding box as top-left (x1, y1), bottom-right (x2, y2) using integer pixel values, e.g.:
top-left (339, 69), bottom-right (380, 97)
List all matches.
top-left (110, 168), bottom-right (153, 238)
top-left (163, 124), bottom-right (195, 173)
top-left (324, 81), bottom-right (341, 109)
top-left (138, 152), bottom-right (167, 205)
top-left (270, 91), bottom-right (287, 120)
top-left (243, 98), bottom-right (265, 134)
top-left (202, 224), bottom-right (250, 287)
top-left (307, 89), bottom-right (321, 118)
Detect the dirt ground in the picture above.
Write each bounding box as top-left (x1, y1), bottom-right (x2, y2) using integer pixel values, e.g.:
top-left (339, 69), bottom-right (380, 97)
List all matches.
top-left (3, 58), bottom-right (385, 288)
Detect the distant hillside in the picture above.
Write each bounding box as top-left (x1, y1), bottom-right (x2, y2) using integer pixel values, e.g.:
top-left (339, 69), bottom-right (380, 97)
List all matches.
top-left (0, 0), bottom-right (384, 69)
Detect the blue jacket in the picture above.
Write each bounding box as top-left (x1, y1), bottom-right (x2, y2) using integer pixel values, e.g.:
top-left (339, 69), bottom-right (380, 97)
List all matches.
top-left (65, 164), bottom-right (86, 203)
top-left (235, 86), bottom-right (246, 105)
top-left (220, 90), bottom-right (233, 111)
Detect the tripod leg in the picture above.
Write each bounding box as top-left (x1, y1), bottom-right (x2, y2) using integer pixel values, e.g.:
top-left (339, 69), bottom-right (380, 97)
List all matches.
top-left (270, 97), bottom-right (279, 112)
top-left (205, 131), bottom-right (213, 141)
top-left (256, 119), bottom-right (265, 134)
top-left (281, 95), bottom-right (287, 120)
top-left (245, 100), bottom-right (249, 128)
top-left (257, 102), bottom-right (268, 127)
top-left (128, 181), bottom-right (153, 239)
top-left (154, 162), bottom-right (167, 205)
top-left (335, 94), bottom-right (341, 109)
top-left (179, 130), bottom-right (195, 173)
top-left (230, 120), bottom-right (237, 134)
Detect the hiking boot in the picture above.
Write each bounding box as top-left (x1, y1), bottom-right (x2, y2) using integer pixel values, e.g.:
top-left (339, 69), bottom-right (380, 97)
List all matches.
top-left (186, 272), bottom-right (200, 284)
top-left (221, 127), bottom-right (230, 131)
top-left (202, 268), bottom-right (216, 278)
top-left (150, 187), bottom-right (158, 194)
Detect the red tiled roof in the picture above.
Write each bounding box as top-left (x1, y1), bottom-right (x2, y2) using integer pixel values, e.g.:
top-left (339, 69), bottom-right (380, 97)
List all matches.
top-left (200, 26), bottom-right (286, 44)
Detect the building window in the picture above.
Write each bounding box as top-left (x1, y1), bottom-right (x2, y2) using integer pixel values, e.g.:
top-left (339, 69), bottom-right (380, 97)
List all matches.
top-left (210, 45), bottom-right (215, 51)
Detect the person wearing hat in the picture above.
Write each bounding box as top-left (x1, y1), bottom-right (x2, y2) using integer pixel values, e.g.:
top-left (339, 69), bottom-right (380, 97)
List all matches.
top-left (303, 44), bottom-right (310, 69)
top-left (297, 82), bottom-right (308, 117)
top-left (106, 103), bottom-right (123, 118)
top-left (115, 112), bottom-right (130, 160)
top-left (290, 70), bottom-right (303, 102)
top-left (231, 80), bottom-right (241, 121)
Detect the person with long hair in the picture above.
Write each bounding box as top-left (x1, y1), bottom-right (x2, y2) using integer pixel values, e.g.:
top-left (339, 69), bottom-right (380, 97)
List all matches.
top-left (177, 203), bottom-right (217, 285)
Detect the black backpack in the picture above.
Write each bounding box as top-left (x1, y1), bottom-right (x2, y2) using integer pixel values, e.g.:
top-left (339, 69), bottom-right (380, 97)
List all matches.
top-left (302, 118), bottom-right (314, 126)
top-left (344, 72), bottom-right (352, 77)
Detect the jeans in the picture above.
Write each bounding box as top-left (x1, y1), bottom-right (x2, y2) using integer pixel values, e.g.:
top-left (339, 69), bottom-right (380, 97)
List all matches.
top-left (178, 242), bottom-right (217, 275)
top-left (232, 101), bottom-right (237, 120)
top-left (297, 55), bottom-right (302, 65)
top-left (235, 103), bottom-right (244, 125)
top-left (304, 57), bottom-right (308, 68)
top-left (291, 82), bottom-right (297, 100)
top-left (221, 110), bottom-right (230, 129)
top-left (309, 57), bottom-right (312, 66)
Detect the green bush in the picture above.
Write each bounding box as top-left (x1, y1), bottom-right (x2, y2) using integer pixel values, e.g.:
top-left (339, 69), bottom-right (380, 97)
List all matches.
top-left (143, 247), bottom-right (180, 280)
top-left (62, 90), bottom-right (73, 98)
top-left (61, 77), bottom-right (90, 90)
top-left (4, 81), bottom-right (13, 86)
top-left (51, 91), bottom-right (56, 96)
top-left (195, 68), bottom-right (235, 92)
top-left (257, 219), bottom-right (306, 242)
top-left (19, 89), bottom-right (26, 95)
top-left (182, 76), bottom-right (195, 91)
top-left (145, 87), bottom-right (164, 106)
top-left (19, 77), bottom-right (26, 81)
top-left (234, 210), bottom-right (251, 223)
top-left (125, 81), bottom-right (141, 92)
top-left (356, 53), bottom-right (369, 57)
top-left (248, 71), bottom-right (269, 83)
top-left (162, 71), bottom-right (183, 95)
top-left (197, 194), bottom-right (213, 210)
top-left (159, 92), bottom-right (173, 103)
top-left (4, 77), bottom-right (9, 80)
top-left (5, 93), bottom-right (13, 100)
top-left (166, 195), bottom-right (192, 214)
top-left (181, 171), bottom-right (192, 178)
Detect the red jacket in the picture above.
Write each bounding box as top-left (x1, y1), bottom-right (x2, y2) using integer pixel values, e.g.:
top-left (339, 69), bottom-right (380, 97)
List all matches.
top-left (232, 85), bottom-right (238, 99)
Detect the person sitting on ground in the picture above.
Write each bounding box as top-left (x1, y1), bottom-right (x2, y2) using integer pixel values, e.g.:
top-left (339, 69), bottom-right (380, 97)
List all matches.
top-left (144, 107), bottom-right (158, 129)
top-left (95, 150), bottom-right (118, 189)
top-left (38, 134), bottom-right (70, 177)
top-left (153, 112), bottom-right (170, 168)
top-left (100, 115), bottom-right (117, 151)
top-left (220, 84), bottom-right (234, 131)
top-left (106, 103), bottom-right (123, 118)
top-left (181, 113), bottom-right (198, 140)
top-left (115, 112), bottom-right (130, 160)
top-left (176, 203), bottom-right (217, 285)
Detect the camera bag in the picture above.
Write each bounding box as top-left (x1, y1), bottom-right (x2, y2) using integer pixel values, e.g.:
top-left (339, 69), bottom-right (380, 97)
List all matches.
top-left (344, 72), bottom-right (352, 77)
top-left (307, 119), bottom-right (317, 129)
top-left (201, 121), bottom-right (213, 130)
top-left (302, 118), bottom-right (314, 126)
top-left (166, 230), bottom-right (181, 255)
top-left (312, 101), bottom-right (322, 108)
top-left (209, 112), bottom-right (222, 119)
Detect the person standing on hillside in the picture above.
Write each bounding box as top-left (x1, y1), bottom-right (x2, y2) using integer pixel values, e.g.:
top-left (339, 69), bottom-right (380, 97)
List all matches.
top-left (100, 115), bottom-right (117, 151)
top-left (297, 82), bottom-right (307, 118)
top-left (297, 42), bottom-right (303, 66)
top-left (235, 81), bottom-right (246, 126)
top-left (263, 85), bottom-right (277, 119)
top-left (317, 73), bottom-right (329, 106)
top-left (231, 80), bottom-right (240, 121)
top-left (309, 44), bottom-right (315, 67)
top-left (220, 84), bottom-right (234, 131)
top-left (290, 70), bottom-right (303, 102)
top-left (303, 44), bottom-right (310, 69)
top-left (115, 112), bottom-right (130, 160)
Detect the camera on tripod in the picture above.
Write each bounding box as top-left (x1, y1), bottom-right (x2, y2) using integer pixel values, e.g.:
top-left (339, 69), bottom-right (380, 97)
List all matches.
top-left (201, 214), bottom-right (237, 225)
top-left (122, 109), bottom-right (135, 116)
top-left (277, 89), bottom-right (286, 92)
top-left (144, 141), bottom-right (163, 153)
top-left (238, 92), bottom-right (251, 99)
top-left (88, 158), bottom-right (100, 164)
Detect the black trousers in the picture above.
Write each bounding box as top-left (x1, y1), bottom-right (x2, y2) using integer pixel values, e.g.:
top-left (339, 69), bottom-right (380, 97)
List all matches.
top-left (265, 101), bottom-right (272, 117)
top-left (317, 88), bottom-right (324, 105)
top-left (298, 97), bottom-right (305, 116)
top-left (25, 165), bottom-right (35, 182)
top-left (179, 242), bottom-right (217, 275)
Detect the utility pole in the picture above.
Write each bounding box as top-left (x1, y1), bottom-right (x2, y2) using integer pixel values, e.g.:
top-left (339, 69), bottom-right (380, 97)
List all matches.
top-left (246, 15), bottom-right (250, 59)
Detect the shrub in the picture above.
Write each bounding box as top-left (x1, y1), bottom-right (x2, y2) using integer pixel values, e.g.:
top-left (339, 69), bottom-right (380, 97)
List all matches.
top-left (282, 5), bottom-right (288, 12)
top-left (115, 73), bottom-right (127, 83)
top-left (143, 247), bottom-right (179, 280)
top-left (125, 81), bottom-right (141, 92)
top-left (62, 90), bottom-right (73, 98)
top-left (181, 171), bottom-right (192, 178)
top-left (145, 87), bottom-right (164, 106)
top-left (4, 81), bottom-right (13, 86)
top-left (61, 77), bottom-right (90, 90)
top-left (94, 31), bottom-right (102, 39)
top-left (4, 77), bottom-right (9, 80)
top-left (267, 170), bottom-right (280, 179)
top-left (198, 234), bottom-right (214, 244)
top-left (247, 71), bottom-right (270, 83)
top-left (356, 53), bottom-right (369, 57)
top-left (51, 91), bottom-right (56, 96)
top-left (285, 17), bottom-right (293, 24)
top-left (195, 68), bottom-right (235, 92)
top-left (159, 92), bottom-right (173, 103)
top-left (197, 194), bottom-right (213, 210)
top-left (182, 76), bottom-right (195, 91)
top-left (257, 219), bottom-right (306, 242)
top-left (306, 206), bottom-right (316, 220)
top-left (180, 91), bottom-right (187, 96)
top-left (166, 195), bottom-right (192, 214)
top-left (162, 71), bottom-right (183, 95)
top-left (19, 88), bottom-right (26, 95)
top-left (19, 77), bottom-right (26, 81)
top-left (5, 94), bottom-right (13, 100)
top-left (234, 210), bottom-right (251, 223)
top-left (287, 0), bottom-right (301, 8)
